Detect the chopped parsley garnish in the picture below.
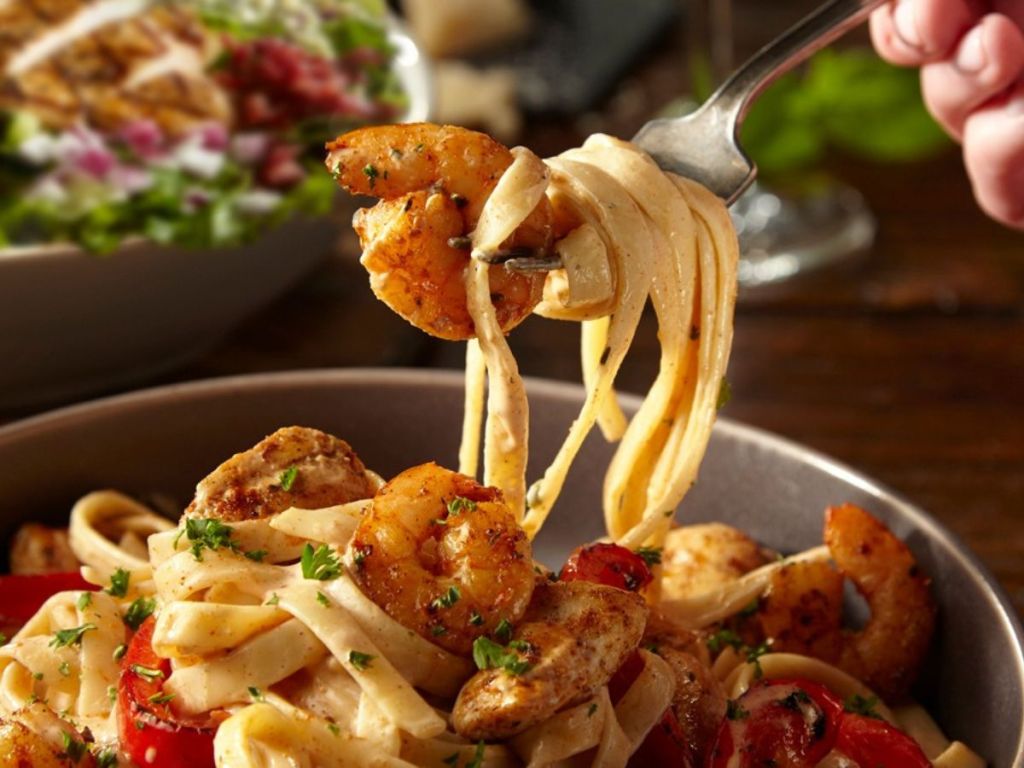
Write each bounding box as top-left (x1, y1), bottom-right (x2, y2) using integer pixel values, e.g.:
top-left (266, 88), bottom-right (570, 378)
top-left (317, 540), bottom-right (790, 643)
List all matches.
top-left (76, 591), bottom-right (93, 611)
top-left (587, 702), bottom-right (599, 717)
top-left (466, 741), bottom-right (486, 768)
top-left (430, 585), bottom-right (460, 611)
top-left (327, 722), bottom-right (341, 736)
top-left (123, 597), bottom-right (157, 631)
top-left (472, 637), bottom-right (531, 676)
top-left (348, 650), bottom-right (375, 671)
top-left (494, 618), bottom-right (513, 643)
top-left (301, 543), bottom-right (342, 581)
top-left (175, 517), bottom-right (239, 561)
top-left (130, 664), bottom-right (164, 682)
top-left (844, 693), bottom-right (882, 719)
top-left (245, 549), bottom-right (268, 562)
top-left (781, 689), bottom-right (812, 711)
top-left (0, 632), bottom-right (6, 647)
top-left (738, 597), bottom-right (761, 617)
top-left (33, 671), bottom-right (43, 680)
top-left (363, 164), bottom-right (379, 188)
top-left (266, 593), bottom-right (280, 606)
top-left (442, 753), bottom-right (460, 766)
top-left (107, 685), bottom-right (117, 704)
top-left (352, 545), bottom-right (372, 568)
top-left (148, 692), bottom-right (175, 705)
top-left (469, 611), bottom-right (484, 626)
top-left (279, 466), bottom-right (299, 491)
top-left (717, 378), bottom-right (733, 410)
top-left (106, 568), bottom-right (131, 598)
top-left (60, 731), bottom-right (88, 763)
top-left (317, 591), bottom-right (330, 607)
top-left (447, 496), bottom-right (477, 516)
top-left (634, 546), bottom-right (663, 567)
top-left (706, 628), bottom-right (744, 654)
top-left (726, 699), bottom-right (749, 720)
top-left (643, 642), bottom-right (661, 656)
top-left (431, 625), bottom-right (448, 636)
top-left (746, 641), bottom-right (771, 679)
top-left (248, 686), bottom-right (265, 702)
top-left (58, 661), bottom-right (71, 677)
top-left (113, 644), bottom-right (127, 662)
top-left (94, 748), bottom-right (118, 768)
top-left (50, 623), bottom-right (97, 649)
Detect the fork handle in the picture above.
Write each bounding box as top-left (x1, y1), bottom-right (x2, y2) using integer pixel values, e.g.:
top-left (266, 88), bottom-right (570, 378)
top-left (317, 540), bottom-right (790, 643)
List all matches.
top-left (706, 0), bottom-right (888, 127)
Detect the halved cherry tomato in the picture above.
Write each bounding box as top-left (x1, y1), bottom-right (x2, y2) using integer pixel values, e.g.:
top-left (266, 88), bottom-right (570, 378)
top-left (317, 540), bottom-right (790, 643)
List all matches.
top-left (835, 712), bottom-right (931, 767)
top-left (118, 616), bottom-right (216, 768)
top-left (560, 543), bottom-right (653, 592)
top-left (0, 572), bottom-right (93, 635)
top-left (707, 679), bottom-right (843, 768)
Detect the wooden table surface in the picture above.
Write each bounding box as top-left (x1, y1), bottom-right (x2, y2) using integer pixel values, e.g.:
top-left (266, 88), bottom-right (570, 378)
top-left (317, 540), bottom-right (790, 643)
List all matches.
top-left (76, 6), bottom-right (1024, 618)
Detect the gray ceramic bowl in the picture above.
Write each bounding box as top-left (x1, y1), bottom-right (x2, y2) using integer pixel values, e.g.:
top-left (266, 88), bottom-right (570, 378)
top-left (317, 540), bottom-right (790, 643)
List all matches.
top-left (0, 22), bottom-right (431, 412)
top-left (0, 369), bottom-right (1019, 765)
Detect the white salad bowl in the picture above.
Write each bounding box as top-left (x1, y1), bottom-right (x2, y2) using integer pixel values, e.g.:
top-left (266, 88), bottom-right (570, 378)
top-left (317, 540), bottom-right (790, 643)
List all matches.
top-left (0, 24), bottom-right (431, 412)
top-left (0, 369), bottom-right (1020, 766)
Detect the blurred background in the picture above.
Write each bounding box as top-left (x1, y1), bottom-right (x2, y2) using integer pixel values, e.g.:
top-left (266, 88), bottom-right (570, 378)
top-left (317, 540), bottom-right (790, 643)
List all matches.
top-left (0, 0), bottom-right (1021, 614)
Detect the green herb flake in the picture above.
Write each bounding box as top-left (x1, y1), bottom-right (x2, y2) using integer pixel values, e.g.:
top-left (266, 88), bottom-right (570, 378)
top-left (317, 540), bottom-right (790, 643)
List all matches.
top-left (148, 692), bottom-right (175, 705)
top-left (175, 518), bottom-right (239, 561)
top-left (33, 671), bottom-right (43, 681)
top-left (266, 593), bottom-right (280, 606)
top-left (301, 543), bottom-right (342, 581)
top-left (58, 661), bottom-right (71, 677)
top-left (431, 625), bottom-right (448, 637)
top-left (50, 623), bottom-right (97, 649)
top-left (472, 636), bottom-right (531, 676)
top-left (706, 628), bottom-right (744, 655)
top-left (60, 731), bottom-right (88, 763)
top-left (130, 664), bottom-right (164, 682)
top-left (716, 378), bottom-right (732, 410)
top-left (363, 164), bottom-right (379, 188)
top-left (469, 611), bottom-right (484, 627)
top-left (0, 633), bottom-right (6, 647)
top-left (494, 618), bottom-right (513, 643)
top-left (327, 722), bottom-right (341, 736)
top-left (634, 546), bottom-right (663, 567)
top-left (245, 549), bottom-right (268, 562)
top-left (466, 741), bottom-right (486, 768)
top-left (352, 545), bottom-right (372, 568)
top-left (738, 597), bottom-right (761, 618)
top-left (348, 650), bottom-right (375, 671)
top-left (442, 753), bottom-right (460, 766)
top-left (113, 644), bottom-right (127, 662)
top-left (248, 686), bottom-right (265, 702)
top-left (447, 496), bottom-right (477, 516)
top-left (107, 685), bottom-right (117, 704)
top-left (279, 466), bottom-right (299, 492)
top-left (123, 597), bottom-right (157, 631)
top-left (587, 702), bottom-right (599, 717)
top-left (726, 699), bottom-right (749, 721)
top-left (76, 592), bottom-right (93, 611)
top-left (106, 568), bottom-right (131, 598)
top-left (430, 585), bottom-right (461, 611)
top-left (746, 641), bottom-right (771, 679)
top-left (844, 693), bottom-right (882, 719)
top-left (94, 748), bottom-right (118, 768)
top-left (317, 591), bottom-right (330, 607)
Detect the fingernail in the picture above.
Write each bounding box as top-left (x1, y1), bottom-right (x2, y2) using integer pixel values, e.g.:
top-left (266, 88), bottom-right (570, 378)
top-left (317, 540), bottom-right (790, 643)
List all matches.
top-left (893, 0), bottom-right (923, 48)
top-left (955, 26), bottom-right (987, 73)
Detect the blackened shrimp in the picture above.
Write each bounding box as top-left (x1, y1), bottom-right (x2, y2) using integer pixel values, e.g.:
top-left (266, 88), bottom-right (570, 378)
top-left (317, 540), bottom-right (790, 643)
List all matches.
top-left (347, 462), bottom-right (535, 655)
top-left (326, 123), bottom-right (553, 340)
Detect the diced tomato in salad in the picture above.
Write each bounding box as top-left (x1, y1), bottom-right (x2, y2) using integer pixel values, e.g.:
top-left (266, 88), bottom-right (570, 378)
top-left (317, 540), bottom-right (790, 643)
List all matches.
top-left (118, 616), bottom-right (216, 768)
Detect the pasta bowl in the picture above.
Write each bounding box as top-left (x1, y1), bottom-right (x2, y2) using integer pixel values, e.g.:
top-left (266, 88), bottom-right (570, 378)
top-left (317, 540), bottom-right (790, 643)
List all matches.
top-left (0, 368), bottom-right (1019, 765)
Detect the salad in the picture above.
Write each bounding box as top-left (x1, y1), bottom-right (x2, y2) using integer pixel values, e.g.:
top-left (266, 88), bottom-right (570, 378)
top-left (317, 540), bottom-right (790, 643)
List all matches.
top-left (0, 0), bottom-right (406, 253)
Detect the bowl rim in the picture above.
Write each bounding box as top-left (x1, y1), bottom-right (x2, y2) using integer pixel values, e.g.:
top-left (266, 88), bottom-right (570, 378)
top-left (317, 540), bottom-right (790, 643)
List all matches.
top-left (1, 367), bottom-right (1022, 761)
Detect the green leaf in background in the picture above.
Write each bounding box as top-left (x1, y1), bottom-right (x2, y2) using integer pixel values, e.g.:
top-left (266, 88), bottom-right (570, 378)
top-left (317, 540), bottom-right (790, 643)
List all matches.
top-left (738, 48), bottom-right (951, 179)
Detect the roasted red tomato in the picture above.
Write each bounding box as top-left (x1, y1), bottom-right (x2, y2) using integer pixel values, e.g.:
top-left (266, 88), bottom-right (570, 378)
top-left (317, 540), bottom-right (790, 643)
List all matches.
top-left (0, 572), bottom-right (92, 636)
top-left (836, 711), bottom-right (932, 767)
top-left (708, 679), bottom-right (843, 768)
top-left (559, 543), bottom-right (653, 592)
top-left (118, 616), bottom-right (216, 768)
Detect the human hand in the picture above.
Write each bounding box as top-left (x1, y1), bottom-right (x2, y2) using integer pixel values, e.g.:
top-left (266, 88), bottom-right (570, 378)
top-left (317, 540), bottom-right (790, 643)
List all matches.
top-left (870, 1), bottom-right (1024, 229)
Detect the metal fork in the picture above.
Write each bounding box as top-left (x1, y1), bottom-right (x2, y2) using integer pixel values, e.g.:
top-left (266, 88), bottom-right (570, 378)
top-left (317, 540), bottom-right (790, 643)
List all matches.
top-left (497, 0), bottom-right (887, 272)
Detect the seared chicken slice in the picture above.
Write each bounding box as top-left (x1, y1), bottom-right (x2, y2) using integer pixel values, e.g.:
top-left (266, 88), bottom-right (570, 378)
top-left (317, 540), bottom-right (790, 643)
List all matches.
top-left (452, 580), bottom-right (648, 740)
top-left (185, 426), bottom-right (378, 522)
top-left (0, 705), bottom-right (97, 768)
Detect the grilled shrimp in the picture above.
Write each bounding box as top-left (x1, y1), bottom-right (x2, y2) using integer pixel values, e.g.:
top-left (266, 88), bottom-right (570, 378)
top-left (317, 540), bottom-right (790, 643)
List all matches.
top-left (347, 462), bottom-right (535, 655)
top-left (185, 426), bottom-right (378, 522)
top-left (660, 523), bottom-right (774, 600)
top-left (10, 524), bottom-right (79, 574)
top-left (824, 503), bottom-right (936, 700)
top-left (644, 613), bottom-right (727, 763)
top-left (758, 559), bottom-right (845, 663)
top-left (452, 580), bottom-right (648, 740)
top-left (326, 123), bottom-right (552, 340)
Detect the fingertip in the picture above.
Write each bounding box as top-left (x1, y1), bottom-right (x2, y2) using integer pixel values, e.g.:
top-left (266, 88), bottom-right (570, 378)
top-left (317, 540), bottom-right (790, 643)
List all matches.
top-left (870, 3), bottom-right (930, 66)
top-left (962, 83), bottom-right (1024, 229)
